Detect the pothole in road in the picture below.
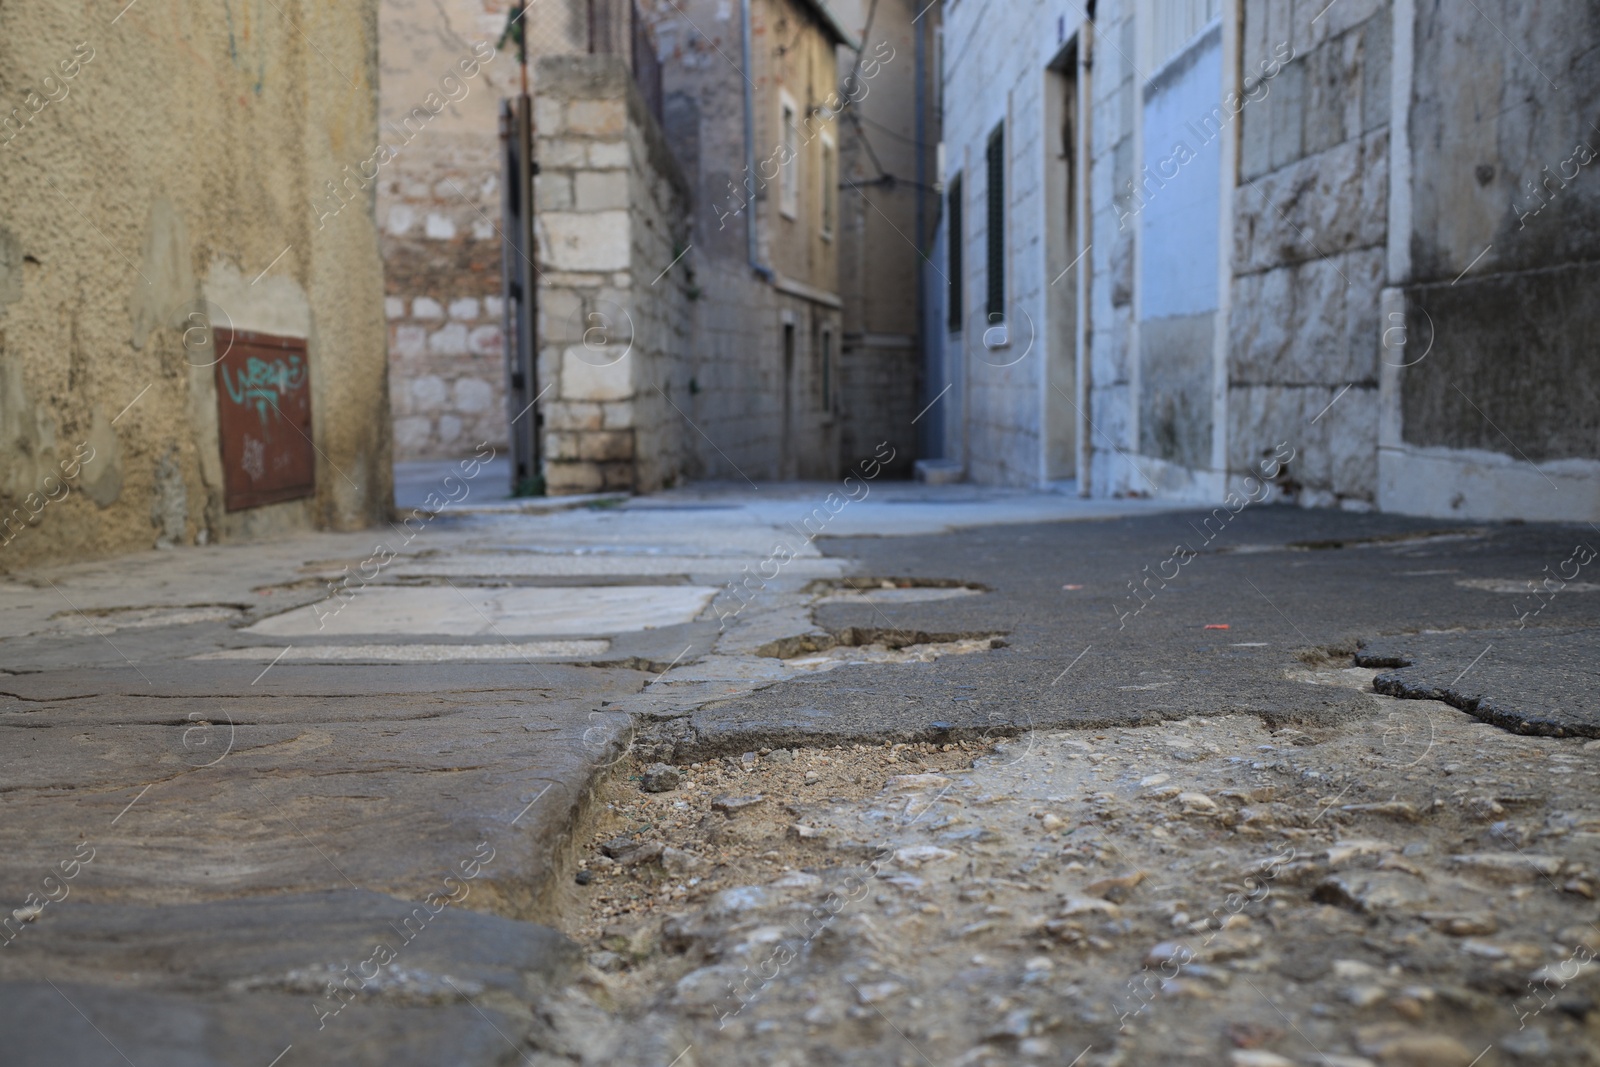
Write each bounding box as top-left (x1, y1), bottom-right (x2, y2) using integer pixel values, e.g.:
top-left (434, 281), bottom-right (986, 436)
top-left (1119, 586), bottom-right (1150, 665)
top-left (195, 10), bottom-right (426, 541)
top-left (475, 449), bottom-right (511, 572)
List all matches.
top-left (1282, 664), bottom-right (1382, 691)
top-left (806, 576), bottom-right (990, 601)
top-left (560, 741), bottom-right (987, 946)
top-left (759, 577), bottom-right (1002, 662)
top-left (540, 709), bottom-right (1600, 1066)
top-left (753, 629), bottom-right (1008, 661)
top-left (780, 635), bottom-right (1007, 670)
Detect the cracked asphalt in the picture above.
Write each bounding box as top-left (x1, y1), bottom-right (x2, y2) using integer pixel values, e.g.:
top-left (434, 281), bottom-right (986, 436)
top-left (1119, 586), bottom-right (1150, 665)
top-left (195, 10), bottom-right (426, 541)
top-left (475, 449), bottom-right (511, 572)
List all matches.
top-left (661, 510), bottom-right (1600, 757)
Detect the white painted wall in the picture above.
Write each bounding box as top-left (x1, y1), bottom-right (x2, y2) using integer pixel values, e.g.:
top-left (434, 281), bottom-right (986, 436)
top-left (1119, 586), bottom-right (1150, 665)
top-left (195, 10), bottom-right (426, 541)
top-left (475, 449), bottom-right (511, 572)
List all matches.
top-left (937, 0), bottom-right (1086, 487)
top-left (1138, 25), bottom-right (1222, 320)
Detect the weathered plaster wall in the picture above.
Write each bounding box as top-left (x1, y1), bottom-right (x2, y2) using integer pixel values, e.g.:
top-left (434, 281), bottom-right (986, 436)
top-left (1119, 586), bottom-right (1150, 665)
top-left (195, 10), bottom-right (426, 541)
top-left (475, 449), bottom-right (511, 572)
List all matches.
top-left (0, 0), bottom-right (389, 570)
top-left (939, 0), bottom-right (1087, 487)
top-left (1137, 25), bottom-right (1222, 473)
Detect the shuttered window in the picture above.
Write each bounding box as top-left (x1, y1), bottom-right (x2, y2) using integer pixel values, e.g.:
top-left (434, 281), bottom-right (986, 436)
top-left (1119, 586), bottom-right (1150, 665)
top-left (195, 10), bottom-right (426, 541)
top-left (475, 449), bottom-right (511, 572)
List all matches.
top-left (780, 97), bottom-right (800, 219)
top-left (947, 173), bottom-right (963, 331)
top-left (1145, 0), bottom-right (1221, 73)
top-left (820, 135), bottom-right (836, 238)
top-left (985, 123), bottom-right (1005, 323)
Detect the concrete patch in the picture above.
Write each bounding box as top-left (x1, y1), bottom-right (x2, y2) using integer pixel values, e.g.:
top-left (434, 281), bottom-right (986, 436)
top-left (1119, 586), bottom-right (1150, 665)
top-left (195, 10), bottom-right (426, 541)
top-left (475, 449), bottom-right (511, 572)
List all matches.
top-left (244, 585), bottom-right (719, 637)
top-left (194, 640), bottom-right (610, 662)
top-left (1456, 578), bottom-right (1600, 594)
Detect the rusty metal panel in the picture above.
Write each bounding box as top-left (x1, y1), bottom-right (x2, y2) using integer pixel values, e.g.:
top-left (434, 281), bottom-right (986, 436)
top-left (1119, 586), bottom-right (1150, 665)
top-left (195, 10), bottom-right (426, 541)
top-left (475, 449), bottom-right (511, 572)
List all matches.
top-left (213, 328), bottom-right (315, 511)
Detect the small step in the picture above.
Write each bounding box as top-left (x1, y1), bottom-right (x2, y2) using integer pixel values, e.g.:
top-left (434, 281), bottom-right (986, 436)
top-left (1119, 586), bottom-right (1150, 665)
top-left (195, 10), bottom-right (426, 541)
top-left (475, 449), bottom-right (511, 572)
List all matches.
top-left (913, 458), bottom-right (964, 485)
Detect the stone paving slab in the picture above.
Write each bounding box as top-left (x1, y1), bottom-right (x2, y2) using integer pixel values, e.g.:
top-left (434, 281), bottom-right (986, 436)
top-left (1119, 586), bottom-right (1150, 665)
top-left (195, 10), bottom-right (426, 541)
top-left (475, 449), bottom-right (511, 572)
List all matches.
top-left (243, 584), bottom-right (720, 638)
top-left (0, 890), bottom-right (578, 1067)
top-left (0, 657), bottom-right (646, 924)
top-left (194, 640), bottom-right (615, 662)
top-left (0, 661), bottom-right (630, 699)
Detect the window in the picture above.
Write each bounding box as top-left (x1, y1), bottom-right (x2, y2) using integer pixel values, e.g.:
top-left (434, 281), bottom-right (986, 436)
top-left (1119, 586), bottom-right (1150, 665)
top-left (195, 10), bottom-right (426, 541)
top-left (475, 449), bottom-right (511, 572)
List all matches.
top-left (947, 172), bottom-right (963, 331)
top-left (821, 328), bottom-right (833, 410)
top-left (780, 95), bottom-right (800, 219)
top-left (820, 133), bottom-right (836, 239)
top-left (986, 123), bottom-right (1005, 323)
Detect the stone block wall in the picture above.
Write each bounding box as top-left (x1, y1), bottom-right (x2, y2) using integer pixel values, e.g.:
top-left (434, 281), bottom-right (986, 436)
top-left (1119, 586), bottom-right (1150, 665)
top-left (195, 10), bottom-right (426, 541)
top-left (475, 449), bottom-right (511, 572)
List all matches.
top-left (836, 335), bottom-right (917, 475)
top-left (1229, 0), bottom-right (1391, 507)
top-left (378, 0), bottom-right (584, 462)
top-left (1087, 0), bottom-right (1140, 496)
top-left (832, 0), bottom-right (927, 478)
top-left (382, 137), bottom-right (510, 459)
top-left (535, 55), bottom-right (693, 494)
top-left (929, 0), bottom-right (1597, 520)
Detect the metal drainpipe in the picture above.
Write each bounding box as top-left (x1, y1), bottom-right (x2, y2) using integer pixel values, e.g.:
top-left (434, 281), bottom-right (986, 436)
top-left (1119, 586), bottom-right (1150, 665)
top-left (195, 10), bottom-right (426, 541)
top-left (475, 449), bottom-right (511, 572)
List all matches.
top-left (913, 9), bottom-right (928, 459)
top-left (741, 0), bottom-right (774, 281)
top-left (1076, 17), bottom-right (1094, 496)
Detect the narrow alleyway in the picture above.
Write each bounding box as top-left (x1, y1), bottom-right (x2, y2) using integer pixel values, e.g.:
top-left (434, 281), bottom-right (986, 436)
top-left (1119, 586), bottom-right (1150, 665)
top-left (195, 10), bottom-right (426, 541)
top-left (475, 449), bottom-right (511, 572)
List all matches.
top-left (4, 0), bottom-right (1597, 1063)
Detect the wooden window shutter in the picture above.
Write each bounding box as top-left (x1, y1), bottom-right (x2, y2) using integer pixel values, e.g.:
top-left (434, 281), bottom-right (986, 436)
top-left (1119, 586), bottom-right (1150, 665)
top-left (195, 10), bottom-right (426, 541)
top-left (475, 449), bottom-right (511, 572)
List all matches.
top-left (947, 173), bottom-right (963, 330)
top-left (979, 123), bottom-right (1004, 323)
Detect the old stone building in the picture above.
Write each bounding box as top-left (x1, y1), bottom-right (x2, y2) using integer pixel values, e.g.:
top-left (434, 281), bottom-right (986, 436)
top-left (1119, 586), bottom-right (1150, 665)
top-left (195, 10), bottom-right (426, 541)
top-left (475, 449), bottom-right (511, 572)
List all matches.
top-left (379, 0), bottom-right (694, 493)
top-left (934, 0), bottom-right (1600, 522)
top-left (381, 0), bottom-right (936, 490)
top-left (647, 0), bottom-right (856, 482)
top-left (0, 0), bottom-right (391, 569)
top-left (829, 0), bottom-right (941, 479)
